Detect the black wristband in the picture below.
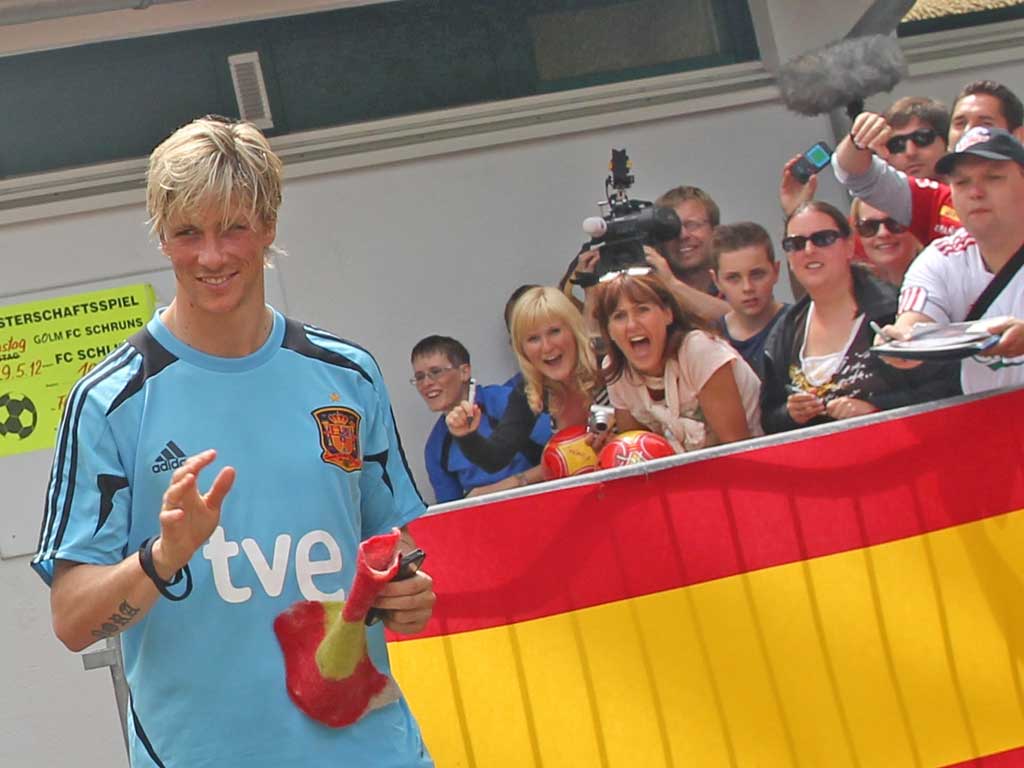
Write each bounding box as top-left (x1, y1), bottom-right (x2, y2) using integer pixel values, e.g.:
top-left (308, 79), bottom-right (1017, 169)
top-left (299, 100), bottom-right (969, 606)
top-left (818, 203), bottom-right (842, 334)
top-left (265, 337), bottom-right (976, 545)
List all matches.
top-left (138, 537), bottom-right (192, 601)
top-left (571, 272), bottom-right (598, 288)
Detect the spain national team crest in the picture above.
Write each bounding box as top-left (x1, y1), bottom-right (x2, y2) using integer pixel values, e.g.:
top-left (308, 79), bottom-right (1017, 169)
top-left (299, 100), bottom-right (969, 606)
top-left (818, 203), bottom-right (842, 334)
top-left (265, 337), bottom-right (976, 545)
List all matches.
top-left (312, 407), bottom-right (362, 472)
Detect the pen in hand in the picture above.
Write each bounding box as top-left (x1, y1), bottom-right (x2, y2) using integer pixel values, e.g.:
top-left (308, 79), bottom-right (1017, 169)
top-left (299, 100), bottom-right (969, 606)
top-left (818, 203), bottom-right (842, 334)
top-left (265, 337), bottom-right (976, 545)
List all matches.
top-left (869, 320), bottom-right (894, 343)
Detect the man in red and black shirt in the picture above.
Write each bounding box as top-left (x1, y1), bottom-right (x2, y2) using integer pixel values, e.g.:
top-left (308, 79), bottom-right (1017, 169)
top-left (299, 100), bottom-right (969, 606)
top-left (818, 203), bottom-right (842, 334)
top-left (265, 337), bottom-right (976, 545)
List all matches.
top-left (882, 95), bottom-right (949, 182)
top-left (832, 80), bottom-right (1024, 247)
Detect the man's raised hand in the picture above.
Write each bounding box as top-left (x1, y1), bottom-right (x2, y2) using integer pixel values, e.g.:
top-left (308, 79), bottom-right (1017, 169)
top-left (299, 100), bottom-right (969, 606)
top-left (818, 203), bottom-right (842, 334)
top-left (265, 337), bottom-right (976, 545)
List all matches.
top-left (153, 449), bottom-right (235, 580)
top-left (849, 112), bottom-right (893, 160)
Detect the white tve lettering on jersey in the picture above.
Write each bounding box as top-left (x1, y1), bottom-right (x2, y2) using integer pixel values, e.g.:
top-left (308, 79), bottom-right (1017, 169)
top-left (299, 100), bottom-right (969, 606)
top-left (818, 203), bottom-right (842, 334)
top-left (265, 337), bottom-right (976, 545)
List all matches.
top-left (202, 527), bottom-right (346, 603)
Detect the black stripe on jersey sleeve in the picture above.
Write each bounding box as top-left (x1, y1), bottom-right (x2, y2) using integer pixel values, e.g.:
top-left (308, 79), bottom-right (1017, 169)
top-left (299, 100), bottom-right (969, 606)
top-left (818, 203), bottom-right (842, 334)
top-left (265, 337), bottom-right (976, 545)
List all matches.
top-left (50, 349), bottom-right (141, 556)
top-left (387, 402), bottom-right (425, 506)
top-left (296, 321), bottom-right (424, 506)
top-left (364, 450), bottom-right (393, 493)
top-left (282, 318), bottom-right (373, 384)
top-left (37, 345), bottom-right (138, 559)
top-left (107, 328), bottom-right (178, 415)
top-left (95, 474), bottom-right (130, 535)
top-left (303, 324), bottom-right (373, 356)
top-left (130, 696), bottom-right (167, 767)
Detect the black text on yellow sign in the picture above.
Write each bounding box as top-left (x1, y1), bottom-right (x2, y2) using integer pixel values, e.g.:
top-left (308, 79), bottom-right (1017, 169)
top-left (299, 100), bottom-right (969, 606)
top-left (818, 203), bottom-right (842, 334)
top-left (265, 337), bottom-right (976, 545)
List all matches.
top-left (0, 284), bottom-right (155, 458)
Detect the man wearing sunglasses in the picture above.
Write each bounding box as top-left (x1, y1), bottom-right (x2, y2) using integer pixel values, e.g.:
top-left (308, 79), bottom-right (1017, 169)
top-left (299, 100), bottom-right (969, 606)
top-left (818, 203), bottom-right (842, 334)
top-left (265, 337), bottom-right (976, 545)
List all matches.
top-left (832, 81), bottom-right (1024, 249)
top-left (882, 96), bottom-right (949, 181)
top-left (878, 126), bottom-right (1024, 395)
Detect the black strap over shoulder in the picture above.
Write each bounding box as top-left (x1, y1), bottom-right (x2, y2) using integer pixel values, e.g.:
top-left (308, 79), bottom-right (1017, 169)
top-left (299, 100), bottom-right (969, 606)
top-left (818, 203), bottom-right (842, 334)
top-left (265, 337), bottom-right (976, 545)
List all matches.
top-left (965, 241), bottom-right (1024, 322)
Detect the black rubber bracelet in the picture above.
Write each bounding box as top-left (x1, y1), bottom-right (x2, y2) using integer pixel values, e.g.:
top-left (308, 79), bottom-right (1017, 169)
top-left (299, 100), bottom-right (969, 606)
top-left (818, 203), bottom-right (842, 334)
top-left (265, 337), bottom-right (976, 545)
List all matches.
top-left (138, 537), bottom-right (192, 601)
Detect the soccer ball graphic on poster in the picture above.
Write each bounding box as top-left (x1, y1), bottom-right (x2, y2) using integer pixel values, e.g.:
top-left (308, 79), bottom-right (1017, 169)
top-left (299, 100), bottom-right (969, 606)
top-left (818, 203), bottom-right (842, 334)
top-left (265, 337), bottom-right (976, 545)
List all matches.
top-left (0, 392), bottom-right (38, 439)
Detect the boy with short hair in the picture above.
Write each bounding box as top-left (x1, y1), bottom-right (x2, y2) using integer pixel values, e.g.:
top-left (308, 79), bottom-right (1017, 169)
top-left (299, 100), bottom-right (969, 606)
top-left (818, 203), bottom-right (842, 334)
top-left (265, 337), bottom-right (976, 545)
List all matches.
top-left (709, 222), bottom-right (787, 378)
top-left (411, 335), bottom-right (544, 503)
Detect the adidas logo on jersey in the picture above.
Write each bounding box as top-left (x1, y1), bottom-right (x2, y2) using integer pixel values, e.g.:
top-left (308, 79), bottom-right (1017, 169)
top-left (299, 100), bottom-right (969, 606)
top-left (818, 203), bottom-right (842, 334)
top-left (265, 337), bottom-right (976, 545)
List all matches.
top-left (152, 441), bottom-right (187, 474)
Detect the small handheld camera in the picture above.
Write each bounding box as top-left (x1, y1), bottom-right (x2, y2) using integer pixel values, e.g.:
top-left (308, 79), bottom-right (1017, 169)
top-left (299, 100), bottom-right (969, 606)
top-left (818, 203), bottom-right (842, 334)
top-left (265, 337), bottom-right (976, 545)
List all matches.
top-left (587, 404), bottom-right (616, 434)
top-left (576, 149), bottom-right (682, 285)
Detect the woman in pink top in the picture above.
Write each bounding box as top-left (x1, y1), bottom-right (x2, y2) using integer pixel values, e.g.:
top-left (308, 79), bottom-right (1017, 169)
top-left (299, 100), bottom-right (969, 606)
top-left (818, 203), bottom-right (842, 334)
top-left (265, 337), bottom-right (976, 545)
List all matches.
top-left (592, 272), bottom-right (763, 452)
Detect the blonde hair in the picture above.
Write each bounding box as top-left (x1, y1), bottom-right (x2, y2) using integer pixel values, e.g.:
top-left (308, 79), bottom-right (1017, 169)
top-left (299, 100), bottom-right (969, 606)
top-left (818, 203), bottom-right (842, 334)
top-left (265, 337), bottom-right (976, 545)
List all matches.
top-left (850, 197), bottom-right (923, 252)
top-left (146, 116), bottom-right (283, 247)
top-left (510, 287), bottom-right (600, 417)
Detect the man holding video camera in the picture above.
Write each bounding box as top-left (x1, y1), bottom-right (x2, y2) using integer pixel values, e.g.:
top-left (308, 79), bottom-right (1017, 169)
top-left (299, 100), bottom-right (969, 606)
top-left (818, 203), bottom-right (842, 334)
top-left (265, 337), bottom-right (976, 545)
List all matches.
top-left (647, 185), bottom-right (730, 321)
top-left (571, 154), bottom-right (728, 322)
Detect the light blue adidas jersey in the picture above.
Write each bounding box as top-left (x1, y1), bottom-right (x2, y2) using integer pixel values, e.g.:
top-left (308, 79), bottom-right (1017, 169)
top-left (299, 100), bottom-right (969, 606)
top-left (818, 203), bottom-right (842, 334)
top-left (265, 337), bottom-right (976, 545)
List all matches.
top-left (33, 309), bottom-right (432, 767)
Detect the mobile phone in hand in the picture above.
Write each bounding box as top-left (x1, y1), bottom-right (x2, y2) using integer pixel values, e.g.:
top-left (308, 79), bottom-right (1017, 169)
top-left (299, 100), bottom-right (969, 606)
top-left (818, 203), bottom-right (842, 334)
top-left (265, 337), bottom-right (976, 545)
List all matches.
top-left (466, 378), bottom-right (477, 405)
top-left (791, 141), bottom-right (832, 184)
top-left (365, 548), bottom-right (427, 626)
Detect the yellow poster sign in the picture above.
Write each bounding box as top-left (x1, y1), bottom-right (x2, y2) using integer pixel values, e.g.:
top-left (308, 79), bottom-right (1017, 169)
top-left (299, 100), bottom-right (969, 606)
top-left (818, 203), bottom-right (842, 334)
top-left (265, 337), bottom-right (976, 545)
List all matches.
top-left (0, 284), bottom-right (155, 458)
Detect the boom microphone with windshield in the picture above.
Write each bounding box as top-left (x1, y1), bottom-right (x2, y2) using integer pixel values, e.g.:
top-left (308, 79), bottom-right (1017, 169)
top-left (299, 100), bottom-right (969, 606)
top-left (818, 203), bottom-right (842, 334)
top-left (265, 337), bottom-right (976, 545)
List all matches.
top-left (777, 34), bottom-right (907, 121)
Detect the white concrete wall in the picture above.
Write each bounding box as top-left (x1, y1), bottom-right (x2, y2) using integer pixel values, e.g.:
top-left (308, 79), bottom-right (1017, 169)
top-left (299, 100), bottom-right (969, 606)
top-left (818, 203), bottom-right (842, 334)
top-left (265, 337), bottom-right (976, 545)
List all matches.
top-left (2, 4), bottom-right (1024, 766)
top-left (747, 0), bottom-right (875, 70)
top-left (1, 553), bottom-right (127, 767)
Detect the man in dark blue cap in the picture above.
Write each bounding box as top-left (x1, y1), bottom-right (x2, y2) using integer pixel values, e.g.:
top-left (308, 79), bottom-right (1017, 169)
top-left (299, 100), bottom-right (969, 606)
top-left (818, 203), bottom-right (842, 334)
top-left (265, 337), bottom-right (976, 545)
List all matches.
top-left (878, 125), bottom-right (1024, 394)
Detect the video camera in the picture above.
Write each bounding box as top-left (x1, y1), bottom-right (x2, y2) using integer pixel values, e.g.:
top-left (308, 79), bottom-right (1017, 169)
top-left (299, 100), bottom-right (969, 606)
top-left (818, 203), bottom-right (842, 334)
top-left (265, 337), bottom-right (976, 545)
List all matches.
top-left (574, 149), bottom-right (681, 285)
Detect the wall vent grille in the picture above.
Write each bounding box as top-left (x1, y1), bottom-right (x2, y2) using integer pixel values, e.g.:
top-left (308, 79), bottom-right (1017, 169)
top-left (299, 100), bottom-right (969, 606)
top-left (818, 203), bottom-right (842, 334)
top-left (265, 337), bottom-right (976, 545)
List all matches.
top-left (228, 51), bottom-right (273, 129)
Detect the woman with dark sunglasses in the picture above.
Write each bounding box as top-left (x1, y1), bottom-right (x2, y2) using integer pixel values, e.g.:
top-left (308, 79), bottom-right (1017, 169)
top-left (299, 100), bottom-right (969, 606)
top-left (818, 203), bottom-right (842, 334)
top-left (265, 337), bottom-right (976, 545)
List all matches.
top-left (761, 201), bottom-right (959, 433)
top-left (850, 198), bottom-right (923, 285)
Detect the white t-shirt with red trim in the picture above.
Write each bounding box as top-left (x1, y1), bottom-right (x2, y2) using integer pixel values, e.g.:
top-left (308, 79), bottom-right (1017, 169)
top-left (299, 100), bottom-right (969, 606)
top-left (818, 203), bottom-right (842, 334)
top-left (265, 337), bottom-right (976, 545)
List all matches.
top-left (899, 228), bottom-right (1024, 394)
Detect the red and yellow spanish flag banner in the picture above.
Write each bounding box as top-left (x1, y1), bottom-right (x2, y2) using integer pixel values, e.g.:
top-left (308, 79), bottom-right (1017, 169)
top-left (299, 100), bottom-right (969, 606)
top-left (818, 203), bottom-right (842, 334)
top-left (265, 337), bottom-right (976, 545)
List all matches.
top-left (388, 388), bottom-right (1024, 768)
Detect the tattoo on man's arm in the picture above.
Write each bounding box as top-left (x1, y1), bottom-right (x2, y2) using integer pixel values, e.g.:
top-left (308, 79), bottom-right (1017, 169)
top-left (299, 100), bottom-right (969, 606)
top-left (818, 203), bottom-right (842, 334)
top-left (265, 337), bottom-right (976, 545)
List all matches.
top-left (90, 600), bottom-right (141, 640)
